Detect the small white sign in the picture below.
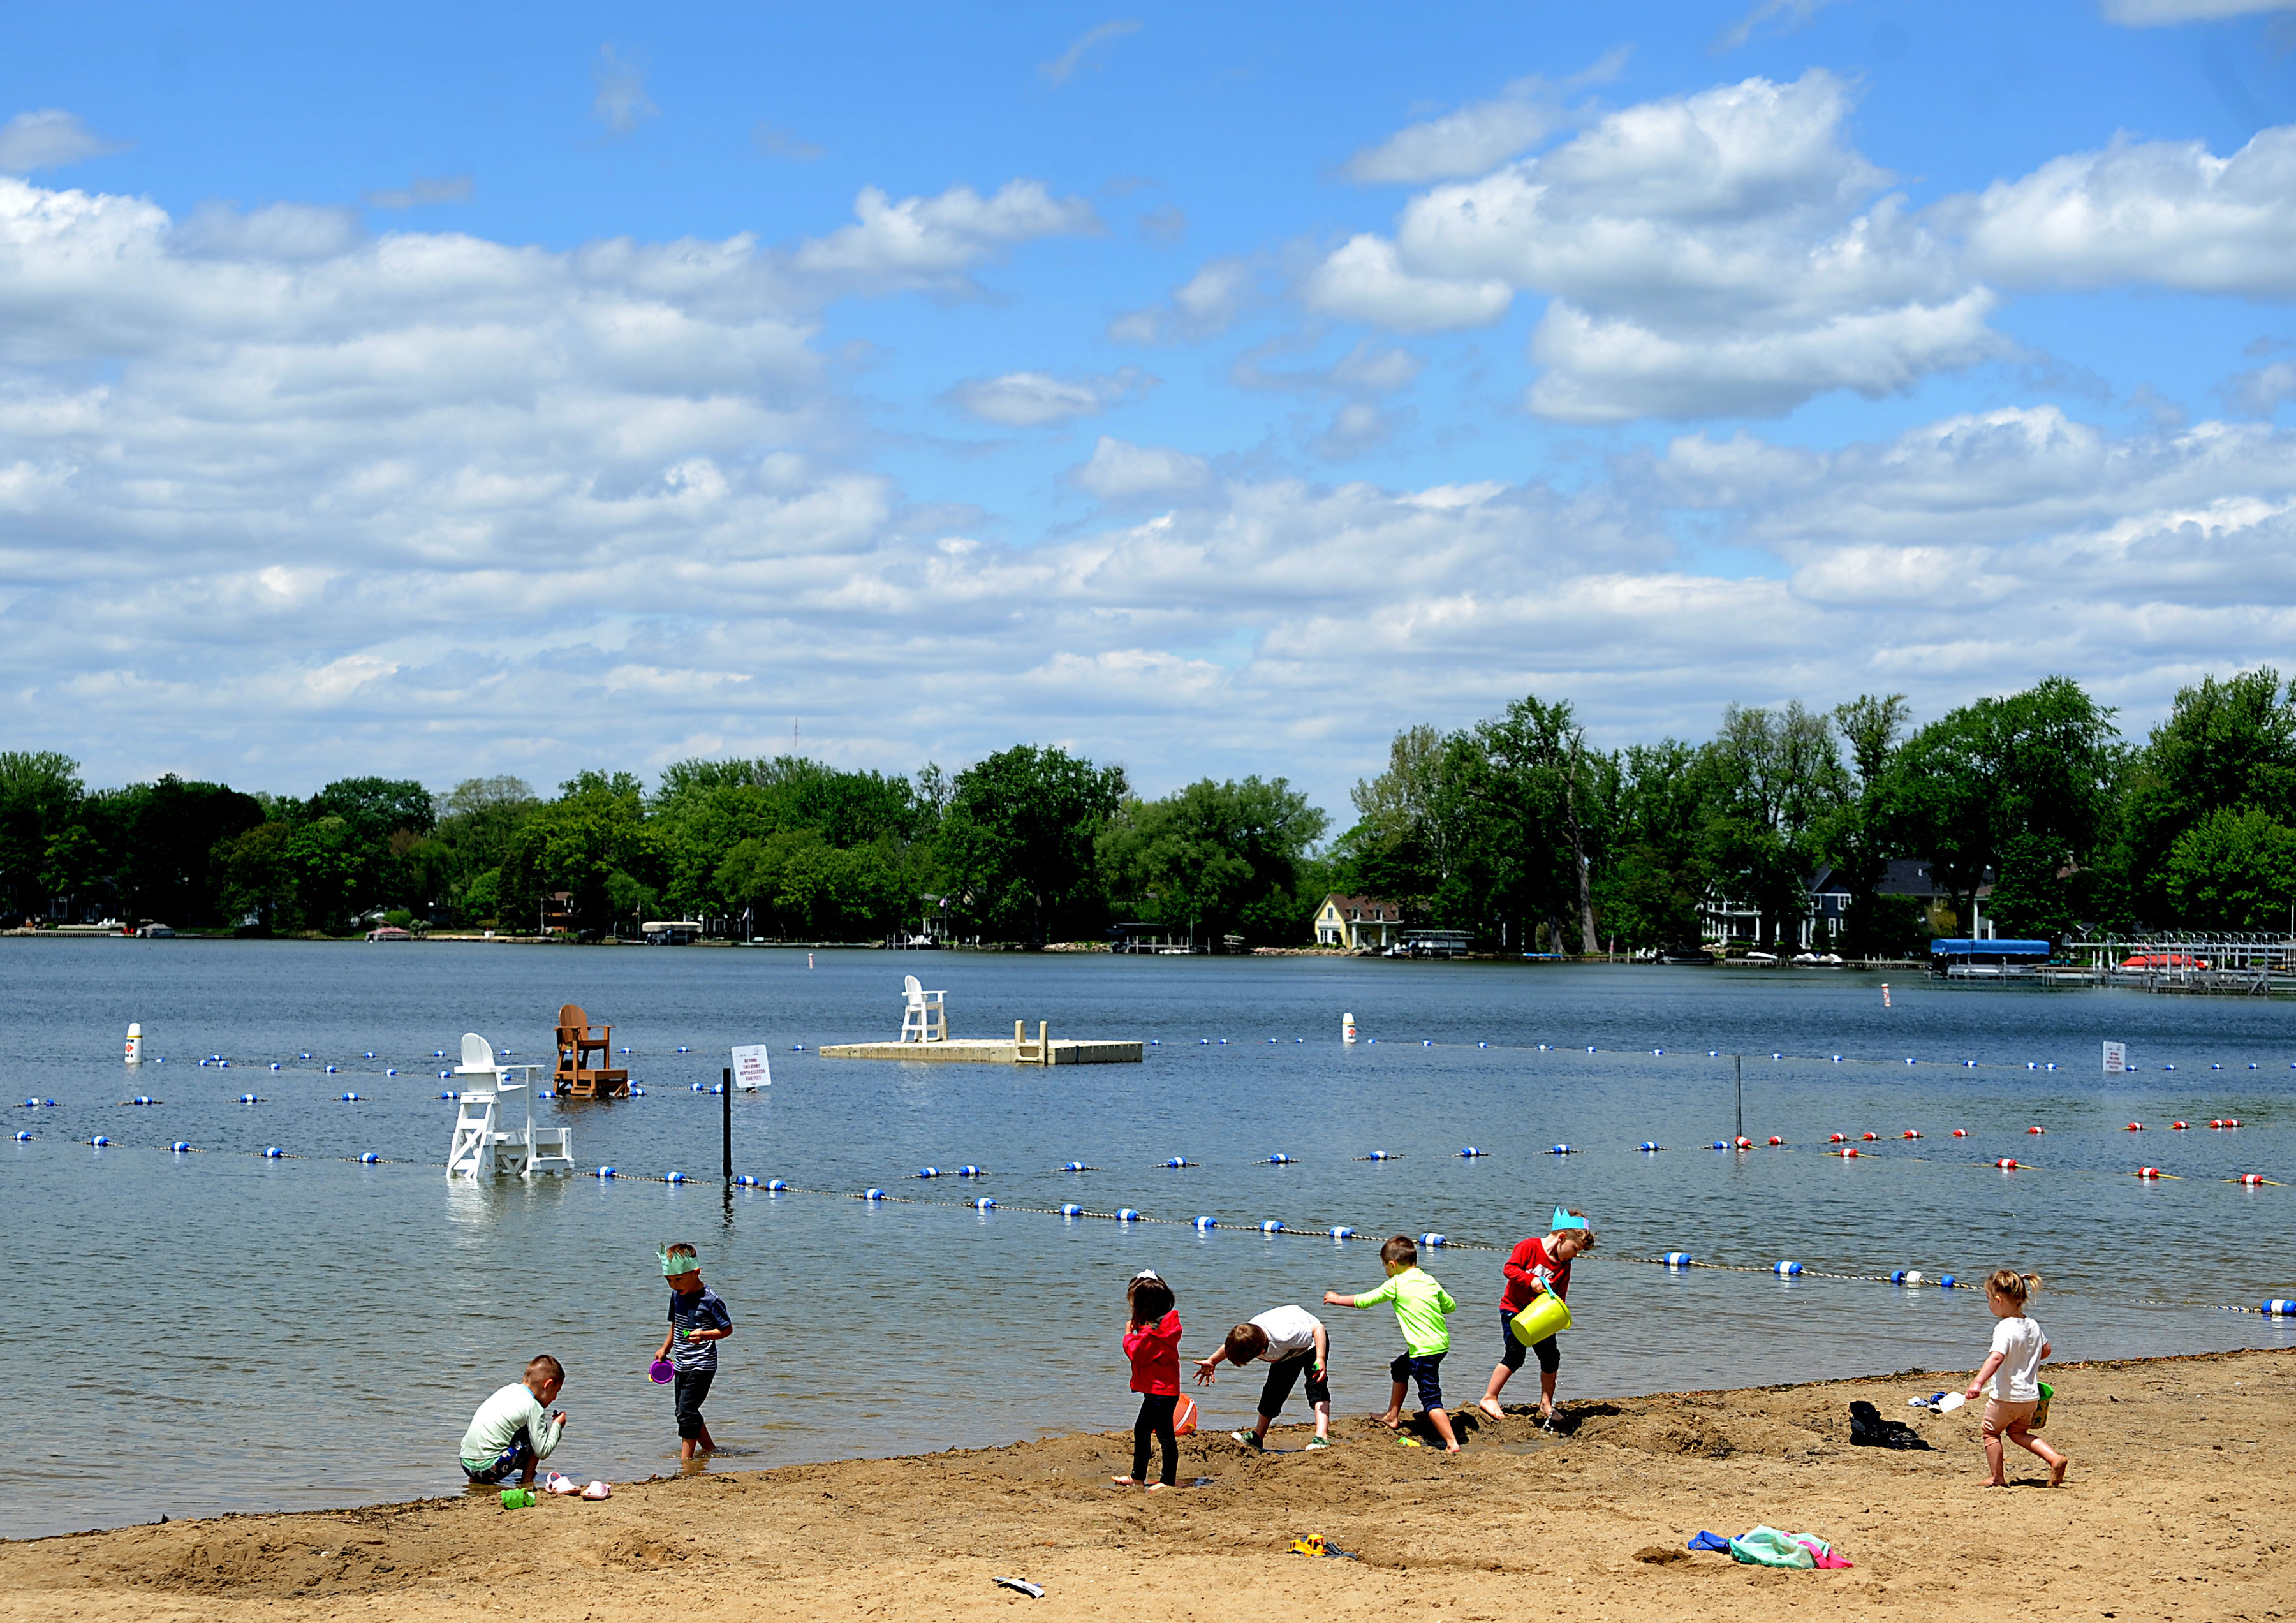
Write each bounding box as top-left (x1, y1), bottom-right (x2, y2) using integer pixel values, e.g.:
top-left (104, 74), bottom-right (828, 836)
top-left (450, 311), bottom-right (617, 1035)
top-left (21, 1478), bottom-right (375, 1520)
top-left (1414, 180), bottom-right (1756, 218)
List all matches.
top-left (2102, 1039), bottom-right (2128, 1074)
top-left (731, 1044), bottom-right (773, 1090)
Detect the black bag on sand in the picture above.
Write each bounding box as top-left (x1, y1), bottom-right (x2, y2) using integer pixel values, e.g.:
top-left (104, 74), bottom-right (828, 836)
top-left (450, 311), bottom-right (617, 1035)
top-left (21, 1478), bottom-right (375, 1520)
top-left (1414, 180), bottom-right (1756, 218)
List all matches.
top-left (1848, 1400), bottom-right (1932, 1450)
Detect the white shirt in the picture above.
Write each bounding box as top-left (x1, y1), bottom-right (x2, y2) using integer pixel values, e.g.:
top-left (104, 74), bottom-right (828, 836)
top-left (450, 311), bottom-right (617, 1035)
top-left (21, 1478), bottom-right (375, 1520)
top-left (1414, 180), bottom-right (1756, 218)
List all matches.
top-left (1988, 1314), bottom-right (2045, 1402)
top-left (1250, 1305), bottom-right (1323, 1363)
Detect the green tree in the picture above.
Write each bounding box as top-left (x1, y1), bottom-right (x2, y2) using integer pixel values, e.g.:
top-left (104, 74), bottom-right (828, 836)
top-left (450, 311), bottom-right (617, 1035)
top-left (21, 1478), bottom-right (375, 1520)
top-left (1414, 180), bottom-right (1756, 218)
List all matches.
top-left (2111, 670), bottom-right (2296, 927)
top-left (1881, 677), bottom-right (2117, 941)
top-left (1100, 777), bottom-right (1327, 947)
top-left (501, 771), bottom-right (665, 936)
top-left (2161, 807), bottom-right (2296, 930)
top-left (0, 751), bottom-right (83, 922)
top-left (938, 746), bottom-right (1128, 943)
top-left (1825, 694), bottom-right (1911, 957)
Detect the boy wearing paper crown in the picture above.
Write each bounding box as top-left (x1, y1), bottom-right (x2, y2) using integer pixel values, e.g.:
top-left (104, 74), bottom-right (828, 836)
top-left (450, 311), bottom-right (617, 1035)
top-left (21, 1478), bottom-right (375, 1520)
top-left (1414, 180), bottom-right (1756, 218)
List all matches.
top-left (1478, 1206), bottom-right (1596, 1429)
top-left (652, 1242), bottom-right (733, 1461)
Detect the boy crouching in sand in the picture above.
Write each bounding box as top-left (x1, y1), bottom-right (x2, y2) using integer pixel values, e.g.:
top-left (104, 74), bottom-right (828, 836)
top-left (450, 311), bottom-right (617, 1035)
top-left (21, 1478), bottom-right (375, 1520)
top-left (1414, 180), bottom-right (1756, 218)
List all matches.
top-left (1327, 1235), bottom-right (1461, 1453)
top-left (1193, 1304), bottom-right (1332, 1450)
top-left (459, 1355), bottom-right (568, 1486)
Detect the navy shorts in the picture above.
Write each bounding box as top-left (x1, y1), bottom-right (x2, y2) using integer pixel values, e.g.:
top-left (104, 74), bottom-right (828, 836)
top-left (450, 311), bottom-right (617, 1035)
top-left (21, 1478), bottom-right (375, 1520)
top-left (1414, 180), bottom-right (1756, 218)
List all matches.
top-left (1501, 1309), bottom-right (1562, 1374)
top-left (1258, 1351), bottom-right (1332, 1418)
top-left (1390, 1351), bottom-right (1445, 1411)
top-left (461, 1423), bottom-right (533, 1484)
top-left (673, 1368), bottom-right (715, 1439)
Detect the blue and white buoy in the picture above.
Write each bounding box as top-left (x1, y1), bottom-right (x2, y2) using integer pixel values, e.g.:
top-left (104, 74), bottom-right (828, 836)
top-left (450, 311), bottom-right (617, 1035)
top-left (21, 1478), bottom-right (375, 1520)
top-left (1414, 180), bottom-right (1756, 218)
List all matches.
top-left (1329, 1226), bottom-right (1355, 1239)
top-left (1459, 1146), bottom-right (1485, 1158)
top-left (1266, 1153), bottom-right (1293, 1164)
top-left (767, 1180), bottom-right (787, 1192)
top-left (1117, 1208), bottom-right (1140, 1222)
top-left (1260, 1219), bottom-right (1285, 1233)
top-left (1774, 1260), bottom-right (1802, 1275)
top-left (359, 1152), bottom-right (380, 1164)
top-left (973, 1197), bottom-right (995, 1210)
top-left (596, 1166), bottom-right (616, 1177)
top-left (2265, 1300), bottom-right (2295, 1316)
top-left (1194, 1215), bottom-right (1216, 1230)
top-left (1638, 1142), bottom-right (1660, 1152)
top-left (170, 1141), bottom-right (190, 1152)
top-left (1665, 1252), bottom-right (1692, 1268)
top-left (1420, 1232), bottom-right (1446, 1247)
top-left (263, 1147), bottom-right (284, 1158)
top-left (1061, 1203), bottom-right (1083, 1217)
top-left (864, 1187), bottom-right (885, 1200)
top-left (918, 1166), bottom-right (941, 1179)
top-left (665, 1171), bottom-right (686, 1184)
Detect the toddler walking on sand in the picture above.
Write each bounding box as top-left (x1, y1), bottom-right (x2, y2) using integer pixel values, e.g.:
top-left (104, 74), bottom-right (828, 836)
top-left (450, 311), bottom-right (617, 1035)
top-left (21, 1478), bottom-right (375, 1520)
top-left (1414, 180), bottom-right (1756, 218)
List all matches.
top-left (1961, 1268), bottom-right (2069, 1487)
top-left (1327, 1235), bottom-right (1461, 1453)
top-left (1115, 1269), bottom-right (1183, 1490)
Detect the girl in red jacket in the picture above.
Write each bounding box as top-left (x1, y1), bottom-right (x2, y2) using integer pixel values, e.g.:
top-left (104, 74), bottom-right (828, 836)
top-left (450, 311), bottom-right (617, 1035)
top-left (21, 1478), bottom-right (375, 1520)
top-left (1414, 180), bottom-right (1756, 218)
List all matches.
top-left (1115, 1270), bottom-right (1182, 1490)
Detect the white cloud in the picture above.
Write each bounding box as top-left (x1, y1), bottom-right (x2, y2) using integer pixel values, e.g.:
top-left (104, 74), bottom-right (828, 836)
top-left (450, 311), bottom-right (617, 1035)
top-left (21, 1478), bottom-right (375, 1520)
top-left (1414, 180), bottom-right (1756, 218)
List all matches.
top-left (1040, 19), bottom-right (1140, 86)
top-left (1108, 256), bottom-right (1255, 342)
top-left (2101, 0), bottom-right (2296, 22)
top-left (949, 367), bottom-right (1152, 427)
top-left (1070, 436), bottom-right (1212, 501)
top-left (792, 180), bottom-right (1098, 291)
top-left (0, 110), bottom-right (128, 174)
top-left (592, 46), bottom-right (659, 136)
top-left (1344, 87), bottom-right (1562, 186)
top-left (1307, 71), bottom-right (1994, 419)
top-left (1302, 235), bottom-right (1512, 332)
top-left (753, 122), bottom-right (824, 161)
top-left (361, 174), bottom-right (475, 209)
top-left (14, 169), bottom-right (2296, 812)
top-left (1712, 0), bottom-right (1851, 52)
top-left (1955, 128), bottom-right (2296, 295)
top-left (2225, 359), bottom-right (2296, 416)
top-left (1343, 51), bottom-right (1630, 184)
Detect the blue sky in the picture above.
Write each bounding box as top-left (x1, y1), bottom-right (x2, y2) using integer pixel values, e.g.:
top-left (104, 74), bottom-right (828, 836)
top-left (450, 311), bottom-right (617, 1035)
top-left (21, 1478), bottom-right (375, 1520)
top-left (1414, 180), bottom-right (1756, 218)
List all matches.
top-left (6, 0), bottom-right (2296, 813)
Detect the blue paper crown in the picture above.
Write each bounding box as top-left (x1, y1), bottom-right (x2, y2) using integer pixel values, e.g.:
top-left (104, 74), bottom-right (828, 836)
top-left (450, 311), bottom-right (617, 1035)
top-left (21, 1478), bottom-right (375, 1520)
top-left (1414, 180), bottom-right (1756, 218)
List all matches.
top-left (1552, 1205), bottom-right (1589, 1231)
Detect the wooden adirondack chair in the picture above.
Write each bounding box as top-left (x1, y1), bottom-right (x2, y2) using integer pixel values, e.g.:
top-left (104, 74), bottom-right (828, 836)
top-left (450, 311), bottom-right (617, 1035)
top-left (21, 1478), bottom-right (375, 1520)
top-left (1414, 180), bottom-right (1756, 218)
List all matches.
top-left (554, 1002), bottom-right (630, 1098)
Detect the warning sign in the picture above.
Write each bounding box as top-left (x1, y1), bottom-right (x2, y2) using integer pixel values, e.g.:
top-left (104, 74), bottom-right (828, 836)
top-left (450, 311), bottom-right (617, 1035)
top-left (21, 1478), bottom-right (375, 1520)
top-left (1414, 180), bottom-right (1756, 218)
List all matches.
top-left (731, 1044), bottom-right (773, 1090)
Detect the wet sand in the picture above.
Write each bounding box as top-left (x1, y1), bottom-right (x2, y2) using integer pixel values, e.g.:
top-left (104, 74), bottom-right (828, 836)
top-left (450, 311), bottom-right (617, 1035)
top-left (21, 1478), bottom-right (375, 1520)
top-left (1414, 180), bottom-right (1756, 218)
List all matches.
top-left (3, 1347), bottom-right (2285, 1622)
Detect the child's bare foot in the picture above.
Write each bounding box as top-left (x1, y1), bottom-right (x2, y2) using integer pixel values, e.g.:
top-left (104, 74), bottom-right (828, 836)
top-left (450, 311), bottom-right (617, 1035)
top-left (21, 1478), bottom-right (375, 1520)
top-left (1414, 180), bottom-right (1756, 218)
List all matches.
top-left (1444, 1443), bottom-right (1462, 1454)
top-left (1145, 1482), bottom-right (1168, 1493)
top-left (1110, 1475), bottom-right (1136, 1487)
top-left (1369, 1411), bottom-right (1402, 1430)
top-left (2049, 1458), bottom-right (2069, 1487)
top-left (1476, 1397), bottom-right (1506, 1421)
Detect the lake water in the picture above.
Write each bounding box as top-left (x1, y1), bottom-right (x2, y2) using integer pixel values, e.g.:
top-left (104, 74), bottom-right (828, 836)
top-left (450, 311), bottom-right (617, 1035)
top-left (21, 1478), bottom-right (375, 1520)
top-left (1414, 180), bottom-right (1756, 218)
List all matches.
top-left (3, 940), bottom-right (2292, 1538)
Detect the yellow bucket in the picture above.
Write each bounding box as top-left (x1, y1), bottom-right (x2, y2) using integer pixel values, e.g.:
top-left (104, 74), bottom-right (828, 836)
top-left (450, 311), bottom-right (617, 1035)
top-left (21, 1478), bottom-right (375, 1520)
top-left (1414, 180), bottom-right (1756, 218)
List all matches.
top-left (1510, 1293), bottom-right (1572, 1345)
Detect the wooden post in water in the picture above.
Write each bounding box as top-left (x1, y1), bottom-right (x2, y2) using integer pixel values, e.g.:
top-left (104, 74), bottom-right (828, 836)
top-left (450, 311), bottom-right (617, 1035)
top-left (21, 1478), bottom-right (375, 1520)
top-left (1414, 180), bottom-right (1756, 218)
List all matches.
top-left (721, 1067), bottom-right (733, 1182)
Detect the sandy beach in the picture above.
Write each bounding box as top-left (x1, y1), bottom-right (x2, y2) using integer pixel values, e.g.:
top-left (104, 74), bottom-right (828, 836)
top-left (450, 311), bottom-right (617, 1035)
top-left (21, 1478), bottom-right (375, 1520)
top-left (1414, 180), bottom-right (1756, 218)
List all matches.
top-left (3, 1346), bottom-right (2285, 1623)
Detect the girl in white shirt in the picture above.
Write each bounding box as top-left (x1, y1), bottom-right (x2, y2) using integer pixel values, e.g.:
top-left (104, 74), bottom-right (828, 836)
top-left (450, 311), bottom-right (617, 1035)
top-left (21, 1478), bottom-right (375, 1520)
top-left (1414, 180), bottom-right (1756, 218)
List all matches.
top-left (1960, 1269), bottom-right (2069, 1487)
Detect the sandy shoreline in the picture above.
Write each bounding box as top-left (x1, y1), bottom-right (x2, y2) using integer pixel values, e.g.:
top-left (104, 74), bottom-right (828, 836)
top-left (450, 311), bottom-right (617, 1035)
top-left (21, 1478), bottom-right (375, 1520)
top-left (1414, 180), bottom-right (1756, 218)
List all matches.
top-left (4, 1347), bottom-right (2285, 1621)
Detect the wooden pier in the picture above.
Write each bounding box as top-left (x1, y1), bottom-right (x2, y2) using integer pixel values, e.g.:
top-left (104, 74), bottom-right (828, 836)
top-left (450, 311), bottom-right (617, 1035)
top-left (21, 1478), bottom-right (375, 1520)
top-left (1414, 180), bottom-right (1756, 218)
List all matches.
top-left (818, 1038), bottom-right (1142, 1065)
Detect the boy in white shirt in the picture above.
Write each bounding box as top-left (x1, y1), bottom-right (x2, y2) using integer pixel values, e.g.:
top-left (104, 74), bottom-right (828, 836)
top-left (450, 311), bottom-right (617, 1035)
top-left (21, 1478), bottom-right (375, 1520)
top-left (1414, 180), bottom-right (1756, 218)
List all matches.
top-left (459, 1355), bottom-right (568, 1487)
top-left (1961, 1269), bottom-right (2068, 1487)
top-left (1193, 1305), bottom-right (1332, 1450)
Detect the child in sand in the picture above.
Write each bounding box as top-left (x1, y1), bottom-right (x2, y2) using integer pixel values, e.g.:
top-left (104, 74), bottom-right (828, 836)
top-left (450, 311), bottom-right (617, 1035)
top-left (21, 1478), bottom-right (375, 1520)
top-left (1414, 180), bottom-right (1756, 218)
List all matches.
top-left (1480, 1210), bottom-right (1595, 1428)
top-left (1961, 1268), bottom-right (2068, 1487)
top-left (459, 1355), bottom-right (567, 1486)
top-left (1115, 1269), bottom-right (1182, 1490)
top-left (1193, 1304), bottom-right (1332, 1450)
top-left (653, 1243), bottom-right (733, 1462)
top-left (1326, 1235), bottom-right (1461, 1453)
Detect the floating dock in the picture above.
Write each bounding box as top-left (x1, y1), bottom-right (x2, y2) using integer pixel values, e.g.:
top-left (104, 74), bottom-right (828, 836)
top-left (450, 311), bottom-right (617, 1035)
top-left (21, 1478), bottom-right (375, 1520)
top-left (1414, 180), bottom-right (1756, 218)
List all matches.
top-left (818, 1039), bottom-right (1142, 1065)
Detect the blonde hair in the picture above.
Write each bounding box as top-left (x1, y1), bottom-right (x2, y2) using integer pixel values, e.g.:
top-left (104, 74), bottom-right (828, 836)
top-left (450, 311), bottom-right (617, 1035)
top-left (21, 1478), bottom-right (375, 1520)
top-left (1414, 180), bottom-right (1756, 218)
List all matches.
top-left (1986, 1268), bottom-right (2041, 1305)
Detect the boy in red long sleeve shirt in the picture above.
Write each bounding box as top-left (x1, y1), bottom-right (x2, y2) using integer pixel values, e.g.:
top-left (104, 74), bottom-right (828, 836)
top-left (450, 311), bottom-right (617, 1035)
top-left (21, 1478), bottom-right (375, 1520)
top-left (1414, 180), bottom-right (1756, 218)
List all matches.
top-left (1115, 1270), bottom-right (1182, 1490)
top-left (1479, 1211), bottom-right (1595, 1426)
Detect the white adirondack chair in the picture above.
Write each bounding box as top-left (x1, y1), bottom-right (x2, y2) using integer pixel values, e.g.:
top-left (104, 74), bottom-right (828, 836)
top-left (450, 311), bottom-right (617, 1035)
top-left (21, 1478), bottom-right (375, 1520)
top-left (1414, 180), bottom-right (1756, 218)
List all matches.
top-left (447, 1031), bottom-right (572, 1177)
top-left (899, 974), bottom-right (948, 1042)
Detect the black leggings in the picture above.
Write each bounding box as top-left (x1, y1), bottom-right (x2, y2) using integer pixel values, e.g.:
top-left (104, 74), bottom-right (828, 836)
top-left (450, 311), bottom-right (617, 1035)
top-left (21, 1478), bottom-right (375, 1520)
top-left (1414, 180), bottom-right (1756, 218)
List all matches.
top-left (1132, 1393), bottom-right (1178, 1486)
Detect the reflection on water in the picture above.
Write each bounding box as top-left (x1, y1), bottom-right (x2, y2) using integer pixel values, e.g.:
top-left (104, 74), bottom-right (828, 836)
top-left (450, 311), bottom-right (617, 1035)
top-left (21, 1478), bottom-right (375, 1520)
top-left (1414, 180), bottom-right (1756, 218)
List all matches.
top-left (2, 939), bottom-right (2292, 1536)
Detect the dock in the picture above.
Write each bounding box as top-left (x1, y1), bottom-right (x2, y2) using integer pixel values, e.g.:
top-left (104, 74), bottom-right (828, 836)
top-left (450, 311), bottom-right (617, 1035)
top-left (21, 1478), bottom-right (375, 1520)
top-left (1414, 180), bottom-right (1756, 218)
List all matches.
top-left (818, 1039), bottom-right (1142, 1065)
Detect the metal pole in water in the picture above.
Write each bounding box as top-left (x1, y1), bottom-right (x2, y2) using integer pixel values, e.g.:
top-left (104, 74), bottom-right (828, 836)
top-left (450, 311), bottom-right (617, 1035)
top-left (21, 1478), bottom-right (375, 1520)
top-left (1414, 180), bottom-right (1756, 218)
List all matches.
top-left (1735, 1054), bottom-right (1743, 1143)
top-left (721, 1067), bottom-right (733, 1182)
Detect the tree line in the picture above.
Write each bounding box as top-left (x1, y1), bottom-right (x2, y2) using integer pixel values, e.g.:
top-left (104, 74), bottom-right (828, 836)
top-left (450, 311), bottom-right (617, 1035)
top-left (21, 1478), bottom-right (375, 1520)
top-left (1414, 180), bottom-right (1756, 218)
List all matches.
top-left (3, 667), bottom-right (2292, 947)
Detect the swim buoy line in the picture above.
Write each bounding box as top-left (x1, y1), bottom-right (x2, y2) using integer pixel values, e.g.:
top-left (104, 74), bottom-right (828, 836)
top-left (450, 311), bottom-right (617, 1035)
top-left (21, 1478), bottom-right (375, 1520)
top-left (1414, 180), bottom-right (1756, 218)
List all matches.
top-left (10, 1135), bottom-right (2289, 1314)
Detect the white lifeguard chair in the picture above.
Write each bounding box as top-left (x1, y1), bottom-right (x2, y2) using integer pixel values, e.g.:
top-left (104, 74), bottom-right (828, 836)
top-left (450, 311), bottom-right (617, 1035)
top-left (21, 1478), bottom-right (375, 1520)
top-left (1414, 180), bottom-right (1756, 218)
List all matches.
top-left (899, 974), bottom-right (948, 1043)
top-left (447, 1032), bottom-right (574, 1178)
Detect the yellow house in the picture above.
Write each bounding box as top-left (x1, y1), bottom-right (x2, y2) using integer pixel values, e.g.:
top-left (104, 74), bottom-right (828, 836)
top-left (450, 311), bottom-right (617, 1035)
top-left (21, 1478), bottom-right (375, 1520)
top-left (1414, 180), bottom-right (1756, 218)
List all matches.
top-left (1314, 893), bottom-right (1404, 951)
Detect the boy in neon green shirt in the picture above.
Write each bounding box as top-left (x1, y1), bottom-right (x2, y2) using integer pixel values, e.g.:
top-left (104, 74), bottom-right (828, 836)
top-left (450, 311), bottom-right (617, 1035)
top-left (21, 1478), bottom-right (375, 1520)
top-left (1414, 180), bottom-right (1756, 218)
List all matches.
top-left (1326, 1234), bottom-right (1461, 1453)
